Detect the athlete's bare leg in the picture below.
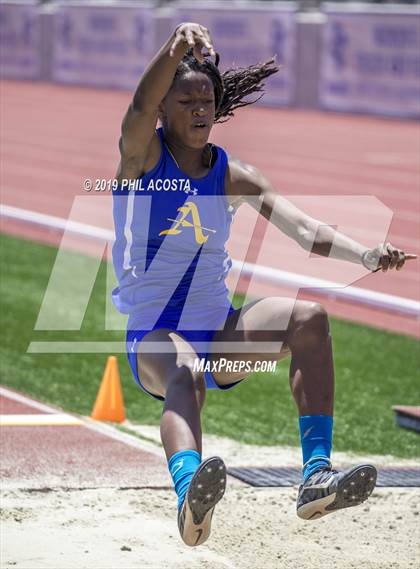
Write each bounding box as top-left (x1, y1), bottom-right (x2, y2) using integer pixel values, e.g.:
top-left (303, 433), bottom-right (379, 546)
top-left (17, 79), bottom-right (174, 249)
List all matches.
top-left (210, 297), bottom-right (379, 521)
top-left (136, 329), bottom-right (227, 545)
top-left (136, 329), bottom-right (206, 459)
top-left (209, 297), bottom-right (334, 416)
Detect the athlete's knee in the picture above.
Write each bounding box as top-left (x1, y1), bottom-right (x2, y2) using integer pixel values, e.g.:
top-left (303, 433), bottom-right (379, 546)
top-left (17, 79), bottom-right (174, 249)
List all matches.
top-left (289, 302), bottom-right (330, 346)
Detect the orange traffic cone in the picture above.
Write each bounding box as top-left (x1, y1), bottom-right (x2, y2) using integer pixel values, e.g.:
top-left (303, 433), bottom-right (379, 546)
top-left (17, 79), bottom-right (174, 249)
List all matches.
top-left (91, 356), bottom-right (125, 423)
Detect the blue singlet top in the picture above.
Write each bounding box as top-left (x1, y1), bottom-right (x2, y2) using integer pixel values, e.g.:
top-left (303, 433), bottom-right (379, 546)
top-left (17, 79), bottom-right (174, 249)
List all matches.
top-left (112, 127), bottom-right (235, 332)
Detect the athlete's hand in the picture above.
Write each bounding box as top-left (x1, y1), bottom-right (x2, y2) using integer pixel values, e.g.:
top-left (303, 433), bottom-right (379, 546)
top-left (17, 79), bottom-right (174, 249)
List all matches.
top-left (362, 243), bottom-right (417, 272)
top-left (170, 23), bottom-right (216, 62)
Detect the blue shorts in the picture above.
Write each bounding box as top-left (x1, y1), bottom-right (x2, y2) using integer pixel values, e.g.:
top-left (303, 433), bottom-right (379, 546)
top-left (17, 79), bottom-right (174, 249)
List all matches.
top-left (126, 308), bottom-right (244, 401)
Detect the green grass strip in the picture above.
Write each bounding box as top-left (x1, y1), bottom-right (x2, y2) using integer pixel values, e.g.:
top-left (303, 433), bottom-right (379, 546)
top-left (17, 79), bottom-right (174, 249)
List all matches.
top-left (1, 233), bottom-right (418, 458)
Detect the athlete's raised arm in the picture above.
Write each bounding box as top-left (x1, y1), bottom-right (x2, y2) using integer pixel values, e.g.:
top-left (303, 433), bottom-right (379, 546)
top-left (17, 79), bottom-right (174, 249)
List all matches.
top-left (226, 158), bottom-right (416, 272)
top-left (118, 23), bottom-right (216, 180)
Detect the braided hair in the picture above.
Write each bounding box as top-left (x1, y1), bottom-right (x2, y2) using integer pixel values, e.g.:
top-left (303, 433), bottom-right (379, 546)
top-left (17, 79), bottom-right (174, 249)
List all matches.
top-left (172, 49), bottom-right (279, 123)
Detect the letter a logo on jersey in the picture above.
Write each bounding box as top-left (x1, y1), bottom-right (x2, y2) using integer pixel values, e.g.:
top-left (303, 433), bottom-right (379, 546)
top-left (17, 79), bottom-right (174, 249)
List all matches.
top-left (159, 201), bottom-right (216, 244)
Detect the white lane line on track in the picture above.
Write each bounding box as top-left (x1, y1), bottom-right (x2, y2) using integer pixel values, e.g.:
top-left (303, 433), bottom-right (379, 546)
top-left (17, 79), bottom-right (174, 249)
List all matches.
top-left (1, 204), bottom-right (419, 317)
top-left (0, 203), bottom-right (114, 241)
top-left (0, 413), bottom-right (83, 426)
top-left (0, 386), bottom-right (60, 414)
top-left (0, 385), bottom-right (163, 458)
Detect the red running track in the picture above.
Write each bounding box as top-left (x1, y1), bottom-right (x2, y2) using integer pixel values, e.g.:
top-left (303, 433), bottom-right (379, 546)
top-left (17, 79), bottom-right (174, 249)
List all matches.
top-left (1, 80), bottom-right (419, 336)
top-left (0, 386), bottom-right (169, 490)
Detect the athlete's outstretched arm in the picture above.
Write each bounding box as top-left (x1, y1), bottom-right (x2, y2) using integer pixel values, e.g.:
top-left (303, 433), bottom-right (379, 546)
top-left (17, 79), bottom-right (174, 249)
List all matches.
top-left (226, 158), bottom-right (416, 272)
top-left (118, 23), bottom-right (215, 177)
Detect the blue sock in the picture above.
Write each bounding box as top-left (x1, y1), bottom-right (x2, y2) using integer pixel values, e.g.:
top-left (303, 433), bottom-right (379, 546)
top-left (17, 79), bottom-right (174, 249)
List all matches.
top-left (168, 449), bottom-right (201, 510)
top-left (299, 415), bottom-right (333, 482)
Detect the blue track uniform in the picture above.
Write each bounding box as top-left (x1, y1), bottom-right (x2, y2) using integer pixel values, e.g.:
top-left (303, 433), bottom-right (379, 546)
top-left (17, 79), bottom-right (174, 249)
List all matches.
top-left (112, 128), bottom-right (243, 400)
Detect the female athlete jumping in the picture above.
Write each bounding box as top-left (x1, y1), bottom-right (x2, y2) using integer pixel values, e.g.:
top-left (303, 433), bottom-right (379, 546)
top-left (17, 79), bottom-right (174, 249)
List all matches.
top-left (112, 23), bottom-right (416, 547)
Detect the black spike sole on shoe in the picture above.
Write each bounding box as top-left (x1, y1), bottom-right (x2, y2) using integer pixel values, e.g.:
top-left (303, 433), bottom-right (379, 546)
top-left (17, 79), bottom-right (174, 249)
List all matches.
top-left (298, 464), bottom-right (377, 521)
top-left (177, 456), bottom-right (226, 547)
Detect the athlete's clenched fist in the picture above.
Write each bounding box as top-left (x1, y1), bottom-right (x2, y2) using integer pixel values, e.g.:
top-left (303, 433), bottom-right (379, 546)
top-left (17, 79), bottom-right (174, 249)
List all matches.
top-left (362, 242), bottom-right (417, 272)
top-left (169, 23), bottom-right (216, 62)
